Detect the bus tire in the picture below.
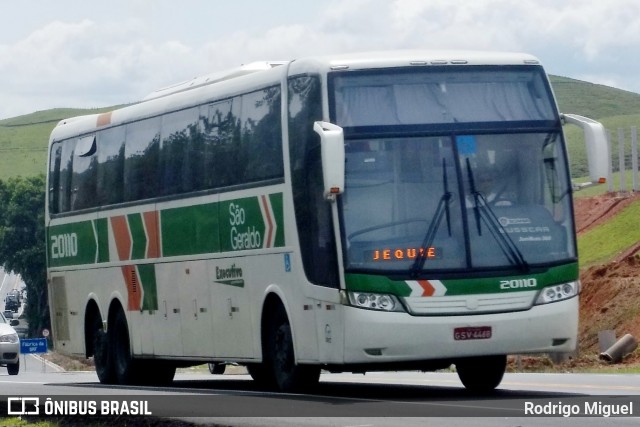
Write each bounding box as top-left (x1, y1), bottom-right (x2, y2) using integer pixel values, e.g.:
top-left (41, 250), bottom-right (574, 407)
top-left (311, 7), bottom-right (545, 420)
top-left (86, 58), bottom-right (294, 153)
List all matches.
top-left (111, 308), bottom-right (138, 385)
top-left (265, 305), bottom-right (320, 393)
top-left (93, 316), bottom-right (115, 384)
top-left (455, 355), bottom-right (506, 393)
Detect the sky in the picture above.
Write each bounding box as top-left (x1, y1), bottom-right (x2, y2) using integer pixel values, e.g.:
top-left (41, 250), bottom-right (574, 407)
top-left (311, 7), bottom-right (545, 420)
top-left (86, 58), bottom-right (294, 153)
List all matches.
top-left (1, 0), bottom-right (639, 119)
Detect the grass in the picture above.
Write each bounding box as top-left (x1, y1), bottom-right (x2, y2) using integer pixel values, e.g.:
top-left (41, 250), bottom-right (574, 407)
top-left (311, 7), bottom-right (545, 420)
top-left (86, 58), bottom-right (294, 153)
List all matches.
top-left (573, 170), bottom-right (640, 198)
top-left (0, 106), bottom-right (126, 180)
top-left (577, 199), bottom-right (640, 267)
top-left (550, 75), bottom-right (640, 120)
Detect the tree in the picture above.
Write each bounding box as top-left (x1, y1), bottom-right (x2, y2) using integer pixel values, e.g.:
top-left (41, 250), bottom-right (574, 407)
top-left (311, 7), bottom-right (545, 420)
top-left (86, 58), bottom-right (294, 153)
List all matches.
top-left (0, 175), bottom-right (49, 337)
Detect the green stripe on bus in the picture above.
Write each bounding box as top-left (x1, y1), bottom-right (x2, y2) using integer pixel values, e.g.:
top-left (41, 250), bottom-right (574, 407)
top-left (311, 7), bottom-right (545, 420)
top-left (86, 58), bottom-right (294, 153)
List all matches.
top-left (161, 202), bottom-right (220, 257)
top-left (270, 193), bottom-right (285, 247)
top-left (137, 264), bottom-right (158, 311)
top-left (95, 218), bottom-right (109, 263)
top-left (128, 213), bottom-right (146, 260)
top-left (47, 193), bottom-right (285, 267)
top-left (345, 263), bottom-right (579, 297)
top-left (48, 221), bottom-right (97, 267)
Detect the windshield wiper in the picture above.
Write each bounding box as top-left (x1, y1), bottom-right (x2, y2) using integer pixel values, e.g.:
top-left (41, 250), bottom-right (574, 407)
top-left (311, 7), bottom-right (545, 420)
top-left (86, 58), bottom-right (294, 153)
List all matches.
top-left (465, 158), bottom-right (529, 272)
top-left (411, 158), bottom-right (452, 277)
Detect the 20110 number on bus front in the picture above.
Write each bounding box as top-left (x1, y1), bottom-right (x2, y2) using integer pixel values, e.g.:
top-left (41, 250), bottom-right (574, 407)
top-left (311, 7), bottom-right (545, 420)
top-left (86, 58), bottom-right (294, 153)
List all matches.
top-left (454, 326), bottom-right (492, 341)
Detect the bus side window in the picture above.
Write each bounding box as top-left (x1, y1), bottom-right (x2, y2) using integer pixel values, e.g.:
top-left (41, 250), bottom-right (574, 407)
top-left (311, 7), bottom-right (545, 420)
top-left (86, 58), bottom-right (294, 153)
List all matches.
top-left (48, 142), bottom-right (63, 214)
top-left (96, 126), bottom-right (125, 206)
top-left (71, 135), bottom-right (97, 211)
top-left (288, 74), bottom-right (339, 288)
top-left (124, 118), bottom-right (161, 202)
top-left (240, 87), bottom-right (283, 183)
top-left (203, 99), bottom-right (234, 189)
top-left (58, 139), bottom-right (76, 213)
top-left (160, 107), bottom-right (200, 196)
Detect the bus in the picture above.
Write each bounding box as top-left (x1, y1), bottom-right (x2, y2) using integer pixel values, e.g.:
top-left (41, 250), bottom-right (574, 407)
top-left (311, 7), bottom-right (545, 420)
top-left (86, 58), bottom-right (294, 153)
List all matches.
top-left (46, 50), bottom-right (609, 392)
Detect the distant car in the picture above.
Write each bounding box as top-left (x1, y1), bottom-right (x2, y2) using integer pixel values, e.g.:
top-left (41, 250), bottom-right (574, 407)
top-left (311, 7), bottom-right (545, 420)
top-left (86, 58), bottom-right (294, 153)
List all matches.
top-left (0, 312), bottom-right (19, 375)
top-left (3, 310), bottom-right (12, 319)
top-left (4, 295), bottom-right (19, 313)
top-left (8, 289), bottom-right (21, 303)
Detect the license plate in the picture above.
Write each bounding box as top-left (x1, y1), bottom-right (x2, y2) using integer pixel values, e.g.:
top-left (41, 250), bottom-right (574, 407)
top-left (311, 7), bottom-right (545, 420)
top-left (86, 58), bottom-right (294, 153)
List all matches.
top-left (454, 326), bottom-right (492, 341)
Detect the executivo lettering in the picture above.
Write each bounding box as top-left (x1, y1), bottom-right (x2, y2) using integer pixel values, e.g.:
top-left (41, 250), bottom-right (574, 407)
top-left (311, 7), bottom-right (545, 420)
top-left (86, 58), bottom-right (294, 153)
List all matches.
top-left (215, 264), bottom-right (245, 287)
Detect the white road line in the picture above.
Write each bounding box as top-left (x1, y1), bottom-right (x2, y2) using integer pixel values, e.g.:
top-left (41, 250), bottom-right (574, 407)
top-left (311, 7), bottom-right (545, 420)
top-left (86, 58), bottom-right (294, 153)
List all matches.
top-left (0, 271), bottom-right (8, 293)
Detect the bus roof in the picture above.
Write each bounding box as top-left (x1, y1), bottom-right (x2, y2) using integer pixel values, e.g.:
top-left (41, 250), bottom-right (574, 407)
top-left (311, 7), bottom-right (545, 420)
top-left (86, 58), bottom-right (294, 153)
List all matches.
top-left (288, 50), bottom-right (540, 74)
top-left (49, 50), bottom-right (542, 143)
top-left (142, 61), bottom-right (288, 102)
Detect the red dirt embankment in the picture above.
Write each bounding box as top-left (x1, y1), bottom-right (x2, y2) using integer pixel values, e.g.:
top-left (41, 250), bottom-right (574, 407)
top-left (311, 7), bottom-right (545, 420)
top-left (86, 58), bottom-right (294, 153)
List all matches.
top-left (575, 192), bottom-right (640, 363)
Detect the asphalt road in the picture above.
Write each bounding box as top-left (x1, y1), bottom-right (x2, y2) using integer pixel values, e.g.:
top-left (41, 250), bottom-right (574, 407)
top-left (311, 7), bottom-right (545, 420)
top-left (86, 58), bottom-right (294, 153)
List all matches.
top-left (1, 366), bottom-right (640, 426)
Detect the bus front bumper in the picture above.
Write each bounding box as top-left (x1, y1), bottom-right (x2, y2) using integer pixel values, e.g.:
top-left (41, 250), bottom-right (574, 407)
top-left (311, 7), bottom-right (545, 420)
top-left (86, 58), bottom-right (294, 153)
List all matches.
top-left (342, 296), bottom-right (578, 364)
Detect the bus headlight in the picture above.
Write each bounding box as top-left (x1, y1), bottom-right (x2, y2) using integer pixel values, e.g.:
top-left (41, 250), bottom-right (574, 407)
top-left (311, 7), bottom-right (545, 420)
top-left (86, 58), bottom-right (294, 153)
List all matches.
top-left (348, 292), bottom-right (404, 312)
top-left (535, 281), bottom-right (580, 305)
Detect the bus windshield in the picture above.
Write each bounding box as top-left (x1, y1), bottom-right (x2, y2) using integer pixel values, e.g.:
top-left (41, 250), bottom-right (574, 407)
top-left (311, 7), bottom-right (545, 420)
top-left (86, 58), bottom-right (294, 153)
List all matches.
top-left (330, 66), bottom-right (556, 126)
top-left (332, 67), bottom-right (574, 274)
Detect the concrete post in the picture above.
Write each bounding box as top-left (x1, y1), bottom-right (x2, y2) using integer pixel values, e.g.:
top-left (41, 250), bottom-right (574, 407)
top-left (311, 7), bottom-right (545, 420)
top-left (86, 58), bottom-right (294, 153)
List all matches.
top-left (632, 127), bottom-right (638, 192)
top-left (618, 128), bottom-right (626, 192)
top-left (600, 334), bottom-right (638, 363)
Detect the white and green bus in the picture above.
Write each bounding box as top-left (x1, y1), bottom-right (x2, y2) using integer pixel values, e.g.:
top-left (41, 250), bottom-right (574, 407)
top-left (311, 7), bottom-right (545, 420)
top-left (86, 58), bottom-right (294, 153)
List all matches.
top-left (46, 50), bottom-right (608, 392)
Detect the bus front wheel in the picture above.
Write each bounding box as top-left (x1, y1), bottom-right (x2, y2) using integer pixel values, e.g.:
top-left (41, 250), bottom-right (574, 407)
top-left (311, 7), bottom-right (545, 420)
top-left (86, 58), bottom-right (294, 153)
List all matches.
top-left (264, 305), bottom-right (320, 393)
top-left (455, 355), bottom-right (506, 393)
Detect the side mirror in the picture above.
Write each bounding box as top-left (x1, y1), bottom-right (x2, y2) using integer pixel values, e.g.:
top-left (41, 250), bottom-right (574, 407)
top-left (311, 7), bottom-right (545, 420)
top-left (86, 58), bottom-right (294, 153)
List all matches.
top-left (313, 121), bottom-right (345, 201)
top-left (562, 114), bottom-right (609, 188)
top-left (10, 319), bottom-right (19, 327)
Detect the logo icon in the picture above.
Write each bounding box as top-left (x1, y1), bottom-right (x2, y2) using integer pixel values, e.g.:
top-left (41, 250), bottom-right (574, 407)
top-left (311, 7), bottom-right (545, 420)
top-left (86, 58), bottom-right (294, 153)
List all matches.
top-left (8, 397), bottom-right (40, 415)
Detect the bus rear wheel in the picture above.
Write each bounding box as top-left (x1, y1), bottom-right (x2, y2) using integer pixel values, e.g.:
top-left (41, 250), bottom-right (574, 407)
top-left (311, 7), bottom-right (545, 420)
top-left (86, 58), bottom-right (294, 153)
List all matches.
top-left (111, 309), bottom-right (138, 385)
top-left (264, 305), bottom-right (320, 393)
top-left (92, 315), bottom-right (115, 384)
top-left (455, 355), bottom-right (506, 393)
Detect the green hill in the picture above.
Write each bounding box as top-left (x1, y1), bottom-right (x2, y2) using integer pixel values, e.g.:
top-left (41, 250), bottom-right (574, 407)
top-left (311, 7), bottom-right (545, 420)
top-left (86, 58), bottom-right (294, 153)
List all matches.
top-left (1, 77), bottom-right (640, 181)
top-left (0, 107), bottom-right (125, 180)
top-left (550, 76), bottom-right (640, 120)
top-left (550, 76), bottom-right (640, 180)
